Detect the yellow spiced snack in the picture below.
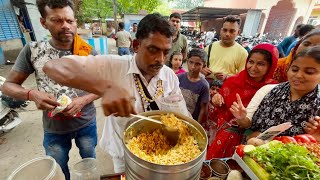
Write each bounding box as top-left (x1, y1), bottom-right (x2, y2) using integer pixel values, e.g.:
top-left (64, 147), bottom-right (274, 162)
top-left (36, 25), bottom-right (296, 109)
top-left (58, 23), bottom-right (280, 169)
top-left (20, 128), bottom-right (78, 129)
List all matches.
top-left (59, 95), bottom-right (68, 106)
top-left (126, 114), bottom-right (201, 165)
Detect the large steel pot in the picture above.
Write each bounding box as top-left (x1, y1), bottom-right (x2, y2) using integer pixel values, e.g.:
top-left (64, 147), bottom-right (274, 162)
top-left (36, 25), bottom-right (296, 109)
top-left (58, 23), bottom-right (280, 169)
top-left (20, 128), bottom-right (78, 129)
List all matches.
top-left (123, 110), bottom-right (208, 180)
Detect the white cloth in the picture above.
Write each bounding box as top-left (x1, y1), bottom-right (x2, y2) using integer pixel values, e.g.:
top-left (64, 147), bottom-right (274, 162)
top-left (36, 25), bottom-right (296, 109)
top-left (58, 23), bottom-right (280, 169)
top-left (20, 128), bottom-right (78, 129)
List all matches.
top-left (65, 54), bottom-right (188, 173)
top-left (246, 84), bottom-right (278, 121)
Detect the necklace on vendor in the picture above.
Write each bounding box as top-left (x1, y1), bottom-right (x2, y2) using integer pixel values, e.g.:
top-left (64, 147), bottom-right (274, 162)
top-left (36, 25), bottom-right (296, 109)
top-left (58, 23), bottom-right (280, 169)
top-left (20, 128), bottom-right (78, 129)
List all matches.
top-left (133, 74), bottom-right (163, 111)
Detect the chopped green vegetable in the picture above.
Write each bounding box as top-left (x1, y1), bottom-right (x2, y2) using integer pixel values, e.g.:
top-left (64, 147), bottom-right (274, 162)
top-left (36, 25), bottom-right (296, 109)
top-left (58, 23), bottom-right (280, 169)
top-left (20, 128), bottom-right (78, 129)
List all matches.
top-left (247, 142), bottom-right (320, 180)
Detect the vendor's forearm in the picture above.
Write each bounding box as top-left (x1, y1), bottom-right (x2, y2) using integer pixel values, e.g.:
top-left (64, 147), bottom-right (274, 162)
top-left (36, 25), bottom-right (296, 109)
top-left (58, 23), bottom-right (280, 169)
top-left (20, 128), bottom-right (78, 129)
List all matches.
top-left (43, 58), bottom-right (113, 96)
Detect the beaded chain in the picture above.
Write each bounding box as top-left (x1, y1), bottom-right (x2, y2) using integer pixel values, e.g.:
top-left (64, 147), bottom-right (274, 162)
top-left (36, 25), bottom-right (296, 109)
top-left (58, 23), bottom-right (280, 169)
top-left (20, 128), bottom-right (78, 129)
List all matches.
top-left (133, 74), bottom-right (163, 103)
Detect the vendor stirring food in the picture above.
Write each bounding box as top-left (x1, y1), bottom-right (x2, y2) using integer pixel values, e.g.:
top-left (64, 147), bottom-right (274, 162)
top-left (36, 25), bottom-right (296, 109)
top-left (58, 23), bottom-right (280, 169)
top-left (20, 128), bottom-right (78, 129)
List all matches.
top-left (126, 114), bottom-right (201, 165)
top-left (43, 13), bottom-right (190, 173)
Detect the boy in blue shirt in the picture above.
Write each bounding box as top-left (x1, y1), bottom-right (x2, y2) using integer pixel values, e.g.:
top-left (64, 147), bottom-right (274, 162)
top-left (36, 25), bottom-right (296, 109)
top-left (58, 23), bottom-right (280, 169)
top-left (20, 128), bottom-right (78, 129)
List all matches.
top-left (178, 48), bottom-right (210, 123)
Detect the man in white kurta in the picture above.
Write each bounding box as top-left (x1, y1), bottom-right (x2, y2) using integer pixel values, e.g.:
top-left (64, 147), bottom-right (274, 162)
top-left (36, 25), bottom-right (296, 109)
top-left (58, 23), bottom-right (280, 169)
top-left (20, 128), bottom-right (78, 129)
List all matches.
top-left (43, 13), bottom-right (189, 173)
top-left (67, 54), bottom-right (185, 172)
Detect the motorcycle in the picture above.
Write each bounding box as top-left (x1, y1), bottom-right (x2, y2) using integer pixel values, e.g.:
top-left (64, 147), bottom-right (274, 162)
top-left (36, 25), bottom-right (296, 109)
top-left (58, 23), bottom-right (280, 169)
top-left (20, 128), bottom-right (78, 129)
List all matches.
top-left (0, 76), bottom-right (28, 134)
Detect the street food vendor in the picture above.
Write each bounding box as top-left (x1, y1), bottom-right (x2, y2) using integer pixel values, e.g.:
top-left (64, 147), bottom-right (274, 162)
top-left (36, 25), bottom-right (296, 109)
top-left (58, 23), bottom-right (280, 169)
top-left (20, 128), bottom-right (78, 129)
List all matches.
top-left (230, 46), bottom-right (320, 141)
top-left (43, 13), bottom-right (189, 173)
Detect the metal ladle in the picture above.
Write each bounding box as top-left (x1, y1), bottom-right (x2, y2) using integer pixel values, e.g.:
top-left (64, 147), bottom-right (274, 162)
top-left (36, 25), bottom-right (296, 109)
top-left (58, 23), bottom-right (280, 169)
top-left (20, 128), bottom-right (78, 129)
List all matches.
top-left (130, 114), bottom-right (180, 146)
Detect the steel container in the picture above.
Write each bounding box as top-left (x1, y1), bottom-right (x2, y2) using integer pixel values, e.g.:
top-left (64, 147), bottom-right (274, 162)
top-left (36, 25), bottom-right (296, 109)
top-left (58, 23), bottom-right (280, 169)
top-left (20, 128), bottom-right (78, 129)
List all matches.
top-left (123, 110), bottom-right (208, 180)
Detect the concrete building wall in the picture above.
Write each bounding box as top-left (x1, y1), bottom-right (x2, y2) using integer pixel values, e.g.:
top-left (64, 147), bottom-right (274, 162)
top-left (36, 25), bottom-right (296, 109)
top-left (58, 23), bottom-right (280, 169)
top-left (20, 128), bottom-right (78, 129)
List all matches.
top-left (256, 0), bottom-right (316, 38)
top-left (25, 0), bottom-right (50, 41)
top-left (203, 0), bottom-right (316, 38)
top-left (123, 14), bottom-right (145, 32)
top-left (0, 39), bottom-right (23, 62)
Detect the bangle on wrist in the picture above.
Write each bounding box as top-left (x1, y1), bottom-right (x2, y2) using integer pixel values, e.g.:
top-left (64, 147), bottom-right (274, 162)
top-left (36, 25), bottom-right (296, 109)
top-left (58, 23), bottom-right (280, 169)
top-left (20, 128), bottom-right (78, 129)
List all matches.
top-left (27, 89), bottom-right (34, 100)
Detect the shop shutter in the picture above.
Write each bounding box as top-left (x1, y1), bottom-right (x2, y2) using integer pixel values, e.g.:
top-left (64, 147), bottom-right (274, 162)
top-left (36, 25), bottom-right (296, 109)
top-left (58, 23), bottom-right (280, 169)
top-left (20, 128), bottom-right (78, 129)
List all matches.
top-left (0, 0), bottom-right (21, 41)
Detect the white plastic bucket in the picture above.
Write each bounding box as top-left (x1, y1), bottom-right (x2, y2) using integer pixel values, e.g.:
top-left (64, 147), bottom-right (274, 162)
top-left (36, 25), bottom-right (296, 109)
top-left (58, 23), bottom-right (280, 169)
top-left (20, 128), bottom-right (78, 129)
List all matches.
top-left (7, 156), bottom-right (65, 180)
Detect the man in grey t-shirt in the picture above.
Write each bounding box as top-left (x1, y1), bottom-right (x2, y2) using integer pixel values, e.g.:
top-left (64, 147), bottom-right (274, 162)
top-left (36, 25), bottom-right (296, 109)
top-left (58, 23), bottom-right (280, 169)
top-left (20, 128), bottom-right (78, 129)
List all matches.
top-left (1, 1), bottom-right (99, 180)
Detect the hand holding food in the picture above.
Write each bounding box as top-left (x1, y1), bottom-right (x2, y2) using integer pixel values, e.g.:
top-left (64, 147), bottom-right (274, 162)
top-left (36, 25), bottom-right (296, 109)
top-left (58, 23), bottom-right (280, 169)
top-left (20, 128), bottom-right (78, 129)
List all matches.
top-left (62, 97), bottom-right (86, 117)
top-left (28, 89), bottom-right (60, 110)
top-left (50, 94), bottom-right (72, 116)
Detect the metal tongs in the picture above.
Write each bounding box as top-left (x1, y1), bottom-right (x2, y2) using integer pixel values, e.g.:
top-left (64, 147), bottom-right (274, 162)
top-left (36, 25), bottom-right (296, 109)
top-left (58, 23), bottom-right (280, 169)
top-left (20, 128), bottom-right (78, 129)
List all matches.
top-left (130, 114), bottom-right (180, 146)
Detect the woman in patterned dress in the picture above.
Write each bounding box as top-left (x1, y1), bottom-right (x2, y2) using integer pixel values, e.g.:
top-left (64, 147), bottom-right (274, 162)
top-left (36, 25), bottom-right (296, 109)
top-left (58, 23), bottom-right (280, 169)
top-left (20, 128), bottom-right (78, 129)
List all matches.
top-left (206, 43), bottom-right (279, 159)
top-left (231, 46), bottom-right (320, 142)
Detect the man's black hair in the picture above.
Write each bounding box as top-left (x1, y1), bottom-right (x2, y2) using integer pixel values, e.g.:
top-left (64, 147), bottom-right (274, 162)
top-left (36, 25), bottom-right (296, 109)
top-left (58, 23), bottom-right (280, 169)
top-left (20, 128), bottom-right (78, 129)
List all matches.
top-left (169, 12), bottom-right (182, 20)
top-left (211, 80), bottom-right (223, 88)
top-left (296, 24), bottom-right (304, 30)
top-left (36, 0), bottom-right (74, 18)
top-left (224, 15), bottom-right (241, 27)
top-left (119, 22), bottom-right (125, 29)
top-left (187, 48), bottom-right (208, 64)
top-left (136, 13), bottom-right (174, 40)
top-left (299, 24), bottom-right (315, 37)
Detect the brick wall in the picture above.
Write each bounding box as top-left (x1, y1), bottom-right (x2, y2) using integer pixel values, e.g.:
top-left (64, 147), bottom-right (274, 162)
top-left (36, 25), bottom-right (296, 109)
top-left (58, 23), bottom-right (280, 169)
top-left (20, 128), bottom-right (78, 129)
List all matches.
top-left (264, 0), bottom-right (297, 39)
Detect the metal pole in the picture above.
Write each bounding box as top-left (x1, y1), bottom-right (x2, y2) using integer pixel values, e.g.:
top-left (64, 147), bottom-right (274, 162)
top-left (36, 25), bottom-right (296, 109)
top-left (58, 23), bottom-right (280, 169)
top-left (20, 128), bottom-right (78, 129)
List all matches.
top-left (113, 0), bottom-right (118, 32)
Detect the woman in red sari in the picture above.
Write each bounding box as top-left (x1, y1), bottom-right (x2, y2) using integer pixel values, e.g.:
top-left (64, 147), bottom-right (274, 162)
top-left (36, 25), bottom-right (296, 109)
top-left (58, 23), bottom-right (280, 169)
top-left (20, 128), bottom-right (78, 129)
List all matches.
top-left (206, 43), bottom-right (279, 159)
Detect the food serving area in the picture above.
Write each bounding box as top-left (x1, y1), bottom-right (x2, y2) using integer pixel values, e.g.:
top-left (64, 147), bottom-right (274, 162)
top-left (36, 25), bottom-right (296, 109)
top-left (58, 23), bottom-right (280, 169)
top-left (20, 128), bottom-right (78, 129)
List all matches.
top-left (1, 40), bottom-right (320, 180)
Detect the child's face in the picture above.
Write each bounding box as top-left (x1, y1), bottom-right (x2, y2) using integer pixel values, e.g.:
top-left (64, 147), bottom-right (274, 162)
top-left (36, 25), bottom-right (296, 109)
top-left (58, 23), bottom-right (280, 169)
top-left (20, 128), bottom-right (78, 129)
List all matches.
top-left (171, 54), bottom-right (183, 68)
top-left (210, 86), bottom-right (220, 96)
top-left (187, 56), bottom-right (204, 75)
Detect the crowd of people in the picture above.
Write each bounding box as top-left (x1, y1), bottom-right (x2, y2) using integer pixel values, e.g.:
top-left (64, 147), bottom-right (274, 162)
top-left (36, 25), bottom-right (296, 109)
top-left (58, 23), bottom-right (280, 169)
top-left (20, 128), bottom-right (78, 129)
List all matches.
top-left (1, 0), bottom-right (320, 179)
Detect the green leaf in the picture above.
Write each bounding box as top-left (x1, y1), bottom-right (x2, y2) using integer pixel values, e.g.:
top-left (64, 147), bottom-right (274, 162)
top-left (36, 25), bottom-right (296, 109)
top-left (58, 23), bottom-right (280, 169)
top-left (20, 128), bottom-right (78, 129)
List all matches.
top-left (248, 142), bottom-right (320, 179)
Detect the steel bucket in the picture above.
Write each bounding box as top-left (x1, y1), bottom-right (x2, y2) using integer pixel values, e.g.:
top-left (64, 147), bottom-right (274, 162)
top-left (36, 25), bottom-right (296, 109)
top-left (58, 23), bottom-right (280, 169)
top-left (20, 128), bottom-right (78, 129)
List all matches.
top-left (123, 110), bottom-right (208, 180)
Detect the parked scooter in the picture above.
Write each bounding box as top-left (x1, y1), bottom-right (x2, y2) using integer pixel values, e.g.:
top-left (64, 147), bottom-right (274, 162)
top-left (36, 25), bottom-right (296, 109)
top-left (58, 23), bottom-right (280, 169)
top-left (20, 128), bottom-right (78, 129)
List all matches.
top-left (0, 76), bottom-right (27, 134)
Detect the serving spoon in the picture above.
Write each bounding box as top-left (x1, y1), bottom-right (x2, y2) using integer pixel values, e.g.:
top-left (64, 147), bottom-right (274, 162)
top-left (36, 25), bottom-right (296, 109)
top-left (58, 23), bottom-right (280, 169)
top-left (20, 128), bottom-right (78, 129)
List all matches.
top-left (130, 114), bottom-right (180, 146)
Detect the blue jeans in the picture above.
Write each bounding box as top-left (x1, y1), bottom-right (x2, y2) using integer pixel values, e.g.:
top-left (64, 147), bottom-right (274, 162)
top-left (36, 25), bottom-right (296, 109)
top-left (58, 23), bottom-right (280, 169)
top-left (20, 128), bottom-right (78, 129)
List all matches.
top-left (43, 120), bottom-right (97, 180)
top-left (118, 47), bottom-right (130, 56)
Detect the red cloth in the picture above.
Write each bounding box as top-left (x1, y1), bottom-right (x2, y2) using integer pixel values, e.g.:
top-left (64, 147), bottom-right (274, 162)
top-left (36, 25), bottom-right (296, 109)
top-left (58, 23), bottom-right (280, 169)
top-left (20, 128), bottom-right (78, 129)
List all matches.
top-left (175, 68), bottom-right (186, 75)
top-left (206, 43), bottom-right (279, 159)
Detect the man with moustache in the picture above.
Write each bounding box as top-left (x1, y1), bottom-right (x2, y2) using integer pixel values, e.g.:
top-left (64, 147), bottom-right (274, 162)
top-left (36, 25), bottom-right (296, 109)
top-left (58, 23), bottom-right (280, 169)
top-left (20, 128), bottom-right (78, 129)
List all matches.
top-left (202, 15), bottom-right (248, 82)
top-left (1, 0), bottom-right (99, 179)
top-left (43, 13), bottom-right (189, 173)
top-left (167, 12), bottom-right (188, 61)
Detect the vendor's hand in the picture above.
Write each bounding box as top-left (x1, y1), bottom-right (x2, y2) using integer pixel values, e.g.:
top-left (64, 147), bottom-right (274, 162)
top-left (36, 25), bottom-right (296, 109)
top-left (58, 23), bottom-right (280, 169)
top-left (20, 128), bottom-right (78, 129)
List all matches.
top-left (214, 72), bottom-right (227, 81)
top-left (29, 90), bottom-right (60, 111)
top-left (201, 67), bottom-right (213, 76)
top-left (230, 94), bottom-right (247, 122)
top-left (102, 85), bottom-right (136, 117)
top-left (304, 116), bottom-right (320, 142)
top-left (212, 93), bottom-right (224, 107)
top-left (62, 97), bottom-right (86, 117)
